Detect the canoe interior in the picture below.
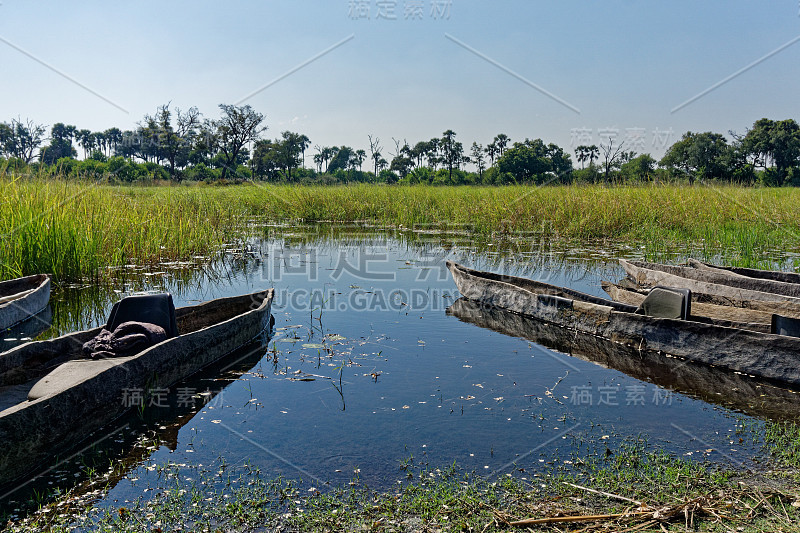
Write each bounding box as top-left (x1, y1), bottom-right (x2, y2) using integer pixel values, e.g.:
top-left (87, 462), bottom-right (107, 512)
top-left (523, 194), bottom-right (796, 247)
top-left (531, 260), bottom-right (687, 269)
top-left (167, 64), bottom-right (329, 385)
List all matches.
top-left (446, 261), bottom-right (637, 312)
top-left (601, 281), bottom-right (772, 333)
top-left (0, 275), bottom-right (48, 300)
top-left (0, 290), bottom-right (272, 389)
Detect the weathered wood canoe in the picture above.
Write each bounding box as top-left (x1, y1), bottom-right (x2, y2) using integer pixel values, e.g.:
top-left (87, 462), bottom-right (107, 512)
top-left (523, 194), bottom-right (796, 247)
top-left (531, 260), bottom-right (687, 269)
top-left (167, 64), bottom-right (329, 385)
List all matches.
top-left (0, 275), bottom-right (50, 332)
top-left (601, 281), bottom-right (772, 333)
top-left (620, 259), bottom-right (800, 316)
top-left (0, 288), bottom-right (274, 487)
top-left (447, 261), bottom-right (800, 386)
top-left (688, 258), bottom-right (800, 285)
top-left (447, 298), bottom-right (800, 421)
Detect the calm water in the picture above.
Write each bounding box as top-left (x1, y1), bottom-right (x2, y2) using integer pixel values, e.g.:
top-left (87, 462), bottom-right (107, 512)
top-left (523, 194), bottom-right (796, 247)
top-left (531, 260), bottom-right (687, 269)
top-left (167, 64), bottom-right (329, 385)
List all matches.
top-left (2, 225), bottom-right (794, 517)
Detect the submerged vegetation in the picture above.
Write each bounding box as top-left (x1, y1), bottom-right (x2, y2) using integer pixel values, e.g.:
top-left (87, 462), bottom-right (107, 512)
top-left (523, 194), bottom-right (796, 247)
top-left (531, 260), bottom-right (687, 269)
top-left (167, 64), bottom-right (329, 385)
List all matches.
top-left (6, 430), bottom-right (800, 532)
top-left (3, 177), bottom-right (800, 280)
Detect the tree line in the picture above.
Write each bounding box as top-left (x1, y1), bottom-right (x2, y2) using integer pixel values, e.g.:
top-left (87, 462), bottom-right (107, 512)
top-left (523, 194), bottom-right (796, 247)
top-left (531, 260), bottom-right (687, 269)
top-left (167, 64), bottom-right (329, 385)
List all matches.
top-left (2, 106), bottom-right (799, 186)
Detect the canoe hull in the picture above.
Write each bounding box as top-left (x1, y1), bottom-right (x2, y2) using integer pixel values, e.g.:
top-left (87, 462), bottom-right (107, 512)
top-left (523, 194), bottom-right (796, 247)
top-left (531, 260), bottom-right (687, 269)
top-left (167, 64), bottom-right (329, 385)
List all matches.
top-left (0, 275), bottom-right (50, 332)
top-left (447, 261), bottom-right (800, 387)
top-left (690, 259), bottom-right (800, 286)
top-left (0, 289), bottom-right (274, 488)
top-left (620, 259), bottom-right (800, 316)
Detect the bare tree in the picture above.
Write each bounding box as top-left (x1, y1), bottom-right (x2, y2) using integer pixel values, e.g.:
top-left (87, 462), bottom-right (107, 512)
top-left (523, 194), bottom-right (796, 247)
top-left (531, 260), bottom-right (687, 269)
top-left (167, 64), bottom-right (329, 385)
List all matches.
top-left (368, 135), bottom-right (383, 177)
top-left (600, 140), bottom-right (625, 183)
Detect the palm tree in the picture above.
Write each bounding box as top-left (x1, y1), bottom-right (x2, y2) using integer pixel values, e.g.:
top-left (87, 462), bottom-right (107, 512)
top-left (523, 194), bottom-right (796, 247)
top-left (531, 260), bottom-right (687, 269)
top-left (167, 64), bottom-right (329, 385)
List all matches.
top-left (298, 134), bottom-right (310, 169)
top-left (321, 146), bottom-right (335, 173)
top-left (372, 151), bottom-right (383, 177)
top-left (494, 134), bottom-right (510, 156)
top-left (354, 149), bottom-right (366, 171)
top-left (77, 129), bottom-right (93, 159)
top-left (485, 142), bottom-right (498, 166)
top-left (588, 144), bottom-right (599, 166)
top-left (575, 145), bottom-right (589, 169)
top-left (104, 128), bottom-right (123, 157)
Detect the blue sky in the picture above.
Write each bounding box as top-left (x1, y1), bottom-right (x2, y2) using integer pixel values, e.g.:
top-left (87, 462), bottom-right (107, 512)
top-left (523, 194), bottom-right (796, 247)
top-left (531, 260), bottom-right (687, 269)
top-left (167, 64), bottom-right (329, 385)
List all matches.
top-left (1, 0), bottom-right (799, 162)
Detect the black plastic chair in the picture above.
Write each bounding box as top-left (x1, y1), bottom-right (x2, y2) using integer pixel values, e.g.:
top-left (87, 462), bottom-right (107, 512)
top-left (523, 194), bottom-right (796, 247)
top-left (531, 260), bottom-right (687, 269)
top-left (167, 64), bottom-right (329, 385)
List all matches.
top-left (771, 314), bottom-right (800, 338)
top-left (106, 293), bottom-right (178, 338)
top-left (635, 286), bottom-right (691, 320)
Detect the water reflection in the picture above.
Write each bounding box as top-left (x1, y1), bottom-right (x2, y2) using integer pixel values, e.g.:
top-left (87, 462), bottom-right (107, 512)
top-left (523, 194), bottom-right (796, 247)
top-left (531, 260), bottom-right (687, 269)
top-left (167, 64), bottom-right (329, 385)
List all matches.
top-left (447, 298), bottom-right (800, 421)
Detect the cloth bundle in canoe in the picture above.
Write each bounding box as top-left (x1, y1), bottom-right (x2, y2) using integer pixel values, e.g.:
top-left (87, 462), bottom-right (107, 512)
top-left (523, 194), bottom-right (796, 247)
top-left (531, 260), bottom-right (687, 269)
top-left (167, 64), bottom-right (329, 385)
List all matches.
top-left (82, 293), bottom-right (177, 359)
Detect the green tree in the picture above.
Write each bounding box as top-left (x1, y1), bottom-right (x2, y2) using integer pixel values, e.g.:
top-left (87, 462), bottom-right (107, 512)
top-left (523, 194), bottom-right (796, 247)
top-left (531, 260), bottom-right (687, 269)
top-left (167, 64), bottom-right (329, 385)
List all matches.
top-left (211, 104), bottom-right (266, 180)
top-left (276, 131), bottom-right (306, 180)
top-left (1, 118), bottom-right (45, 162)
top-left (426, 138), bottom-right (440, 170)
top-left (298, 134), bottom-right (310, 170)
top-left (328, 146), bottom-right (355, 173)
top-left (251, 139), bottom-right (281, 180)
top-left (389, 152), bottom-right (413, 178)
top-left (40, 123), bottom-right (77, 164)
top-left (104, 128), bottom-right (123, 157)
top-left (497, 138), bottom-right (571, 184)
top-left (660, 132), bottom-right (729, 182)
top-left (148, 103), bottom-right (201, 179)
top-left (619, 154), bottom-right (656, 182)
top-left (440, 129), bottom-right (464, 181)
top-left (76, 129), bottom-right (94, 159)
top-left (0, 122), bottom-right (13, 158)
top-left (742, 118), bottom-right (800, 184)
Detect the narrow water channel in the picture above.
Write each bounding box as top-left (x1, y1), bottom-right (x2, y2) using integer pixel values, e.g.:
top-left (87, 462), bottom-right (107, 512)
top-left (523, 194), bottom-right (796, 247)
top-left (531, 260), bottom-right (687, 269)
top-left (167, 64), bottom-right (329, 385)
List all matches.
top-left (1, 225), bottom-right (793, 519)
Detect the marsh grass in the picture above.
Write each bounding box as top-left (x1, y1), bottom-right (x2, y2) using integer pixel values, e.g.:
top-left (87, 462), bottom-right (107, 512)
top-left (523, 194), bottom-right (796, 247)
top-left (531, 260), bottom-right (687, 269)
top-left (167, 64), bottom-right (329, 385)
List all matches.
top-left (739, 419), bottom-right (800, 471)
top-left (8, 439), bottom-right (799, 533)
top-left (5, 177), bottom-right (800, 280)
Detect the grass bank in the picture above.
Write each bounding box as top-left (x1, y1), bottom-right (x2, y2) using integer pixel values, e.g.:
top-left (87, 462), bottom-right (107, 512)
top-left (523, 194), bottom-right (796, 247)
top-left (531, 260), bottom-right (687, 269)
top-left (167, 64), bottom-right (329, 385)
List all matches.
top-left (4, 178), bottom-right (800, 280)
top-left (7, 428), bottom-right (800, 532)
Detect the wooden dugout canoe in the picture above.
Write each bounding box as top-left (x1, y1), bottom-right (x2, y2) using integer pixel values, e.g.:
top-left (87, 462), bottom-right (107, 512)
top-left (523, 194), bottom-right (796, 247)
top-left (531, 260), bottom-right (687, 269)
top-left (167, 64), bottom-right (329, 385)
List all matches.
top-left (0, 275), bottom-right (50, 332)
top-left (636, 259), bottom-right (800, 299)
top-left (447, 298), bottom-right (800, 421)
top-left (620, 259), bottom-right (800, 316)
top-left (0, 288), bottom-right (274, 488)
top-left (446, 261), bottom-right (800, 387)
top-left (688, 258), bottom-right (800, 286)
